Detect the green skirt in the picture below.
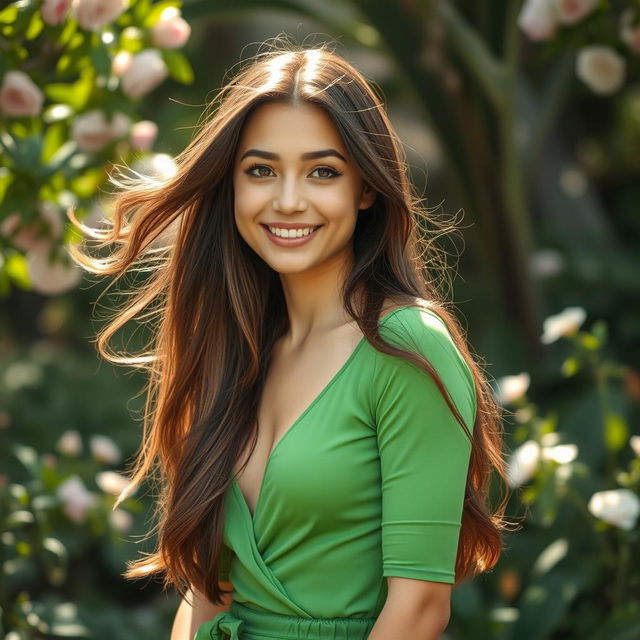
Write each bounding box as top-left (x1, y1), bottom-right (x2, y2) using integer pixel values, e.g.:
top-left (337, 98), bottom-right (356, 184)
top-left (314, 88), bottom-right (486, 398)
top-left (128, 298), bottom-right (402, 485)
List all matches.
top-left (194, 601), bottom-right (378, 640)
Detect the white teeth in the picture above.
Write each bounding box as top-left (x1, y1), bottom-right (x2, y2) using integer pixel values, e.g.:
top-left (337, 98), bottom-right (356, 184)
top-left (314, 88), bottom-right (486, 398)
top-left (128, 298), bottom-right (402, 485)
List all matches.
top-left (267, 226), bottom-right (318, 238)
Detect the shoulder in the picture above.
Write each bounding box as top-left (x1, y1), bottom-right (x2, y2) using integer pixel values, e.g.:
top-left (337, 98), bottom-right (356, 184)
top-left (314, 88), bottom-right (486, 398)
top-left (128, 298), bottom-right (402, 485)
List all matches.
top-left (378, 301), bottom-right (467, 371)
top-left (372, 300), bottom-right (477, 430)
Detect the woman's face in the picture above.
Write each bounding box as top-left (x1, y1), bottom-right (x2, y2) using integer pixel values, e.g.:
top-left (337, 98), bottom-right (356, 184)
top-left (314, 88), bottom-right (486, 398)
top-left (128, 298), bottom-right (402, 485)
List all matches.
top-left (232, 101), bottom-right (376, 276)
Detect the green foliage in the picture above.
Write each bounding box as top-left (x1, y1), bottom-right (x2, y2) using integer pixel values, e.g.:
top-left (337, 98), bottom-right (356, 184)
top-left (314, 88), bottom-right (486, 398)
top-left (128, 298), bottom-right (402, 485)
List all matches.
top-left (0, 0), bottom-right (193, 295)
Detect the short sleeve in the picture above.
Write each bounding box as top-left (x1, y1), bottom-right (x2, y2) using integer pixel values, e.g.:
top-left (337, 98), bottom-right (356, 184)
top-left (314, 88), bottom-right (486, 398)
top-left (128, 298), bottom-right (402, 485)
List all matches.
top-left (372, 307), bottom-right (476, 584)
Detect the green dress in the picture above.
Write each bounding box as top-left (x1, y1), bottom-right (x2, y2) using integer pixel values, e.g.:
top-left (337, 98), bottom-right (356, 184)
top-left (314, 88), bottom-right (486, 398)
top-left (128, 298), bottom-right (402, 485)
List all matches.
top-left (195, 305), bottom-right (477, 640)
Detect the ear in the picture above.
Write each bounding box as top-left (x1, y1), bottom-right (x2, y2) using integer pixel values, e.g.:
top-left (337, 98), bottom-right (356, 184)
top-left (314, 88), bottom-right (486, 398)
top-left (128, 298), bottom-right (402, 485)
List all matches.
top-left (358, 183), bottom-right (377, 211)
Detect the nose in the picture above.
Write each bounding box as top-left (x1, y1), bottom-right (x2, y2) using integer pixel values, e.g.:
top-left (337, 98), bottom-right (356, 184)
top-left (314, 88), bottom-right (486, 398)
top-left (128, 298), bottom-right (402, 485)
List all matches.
top-left (272, 174), bottom-right (307, 214)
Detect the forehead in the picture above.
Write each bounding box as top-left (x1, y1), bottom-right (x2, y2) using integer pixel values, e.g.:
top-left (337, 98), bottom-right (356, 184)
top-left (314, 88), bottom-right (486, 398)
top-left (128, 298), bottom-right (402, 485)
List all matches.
top-left (236, 101), bottom-right (346, 153)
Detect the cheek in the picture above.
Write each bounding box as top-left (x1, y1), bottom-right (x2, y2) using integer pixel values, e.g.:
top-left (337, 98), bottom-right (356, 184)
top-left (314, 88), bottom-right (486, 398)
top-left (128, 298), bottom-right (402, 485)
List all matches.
top-left (320, 185), bottom-right (359, 217)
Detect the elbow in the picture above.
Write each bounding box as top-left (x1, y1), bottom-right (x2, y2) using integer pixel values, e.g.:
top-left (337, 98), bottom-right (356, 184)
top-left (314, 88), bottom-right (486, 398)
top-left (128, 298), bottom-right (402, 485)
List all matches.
top-left (383, 576), bottom-right (452, 638)
top-left (419, 601), bottom-right (450, 637)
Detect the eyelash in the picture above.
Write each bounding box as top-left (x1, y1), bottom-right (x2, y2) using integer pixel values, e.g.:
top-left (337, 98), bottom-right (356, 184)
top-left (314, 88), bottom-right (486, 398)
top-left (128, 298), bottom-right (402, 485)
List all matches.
top-left (245, 164), bottom-right (343, 179)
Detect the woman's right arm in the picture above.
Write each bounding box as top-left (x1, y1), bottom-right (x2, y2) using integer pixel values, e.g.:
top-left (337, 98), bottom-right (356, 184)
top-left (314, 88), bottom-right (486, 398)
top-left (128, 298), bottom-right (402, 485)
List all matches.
top-left (170, 582), bottom-right (233, 640)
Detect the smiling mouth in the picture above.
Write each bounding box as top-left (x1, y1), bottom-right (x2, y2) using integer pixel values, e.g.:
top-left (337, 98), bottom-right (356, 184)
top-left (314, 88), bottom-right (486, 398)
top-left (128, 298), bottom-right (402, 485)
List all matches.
top-left (261, 224), bottom-right (322, 239)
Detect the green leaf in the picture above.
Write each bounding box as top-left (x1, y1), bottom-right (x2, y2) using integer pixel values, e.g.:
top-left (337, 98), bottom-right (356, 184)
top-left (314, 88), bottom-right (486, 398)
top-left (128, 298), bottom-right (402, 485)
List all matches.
top-left (12, 443), bottom-right (40, 476)
top-left (90, 43), bottom-right (111, 76)
top-left (0, 5), bottom-right (19, 24)
top-left (162, 49), bottom-right (194, 84)
top-left (512, 570), bottom-right (586, 640)
top-left (144, 0), bottom-right (181, 27)
top-left (41, 537), bottom-right (68, 586)
top-left (25, 9), bottom-right (43, 40)
top-left (41, 122), bottom-right (66, 163)
top-left (580, 332), bottom-right (600, 350)
top-left (591, 320), bottom-right (608, 346)
top-left (561, 357), bottom-right (580, 377)
top-left (605, 413), bottom-right (629, 453)
top-left (44, 69), bottom-right (93, 111)
top-left (5, 252), bottom-right (31, 290)
top-left (5, 509), bottom-right (34, 527)
top-left (133, 0), bottom-right (153, 22)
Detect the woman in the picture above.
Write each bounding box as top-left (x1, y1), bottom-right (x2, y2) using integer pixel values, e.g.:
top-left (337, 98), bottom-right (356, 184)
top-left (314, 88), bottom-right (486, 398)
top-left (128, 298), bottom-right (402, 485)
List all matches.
top-left (70, 41), bottom-right (511, 640)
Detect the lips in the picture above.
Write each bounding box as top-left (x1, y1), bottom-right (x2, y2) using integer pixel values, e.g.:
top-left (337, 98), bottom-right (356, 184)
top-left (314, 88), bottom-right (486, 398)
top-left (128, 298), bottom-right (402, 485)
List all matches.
top-left (260, 223), bottom-right (322, 246)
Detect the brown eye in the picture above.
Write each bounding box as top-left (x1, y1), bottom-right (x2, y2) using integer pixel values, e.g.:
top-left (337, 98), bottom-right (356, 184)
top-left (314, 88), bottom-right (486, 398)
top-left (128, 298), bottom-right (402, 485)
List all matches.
top-left (311, 166), bottom-right (342, 179)
top-left (246, 164), bottom-right (273, 178)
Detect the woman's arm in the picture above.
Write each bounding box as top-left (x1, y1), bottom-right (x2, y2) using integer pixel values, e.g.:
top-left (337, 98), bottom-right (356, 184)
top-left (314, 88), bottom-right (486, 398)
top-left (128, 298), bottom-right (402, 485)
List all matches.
top-left (170, 582), bottom-right (233, 640)
top-left (368, 577), bottom-right (451, 640)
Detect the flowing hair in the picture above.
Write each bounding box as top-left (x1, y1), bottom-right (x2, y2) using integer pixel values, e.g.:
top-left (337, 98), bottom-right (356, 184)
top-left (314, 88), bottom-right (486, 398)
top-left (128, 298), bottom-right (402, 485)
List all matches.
top-left (68, 38), bottom-right (515, 606)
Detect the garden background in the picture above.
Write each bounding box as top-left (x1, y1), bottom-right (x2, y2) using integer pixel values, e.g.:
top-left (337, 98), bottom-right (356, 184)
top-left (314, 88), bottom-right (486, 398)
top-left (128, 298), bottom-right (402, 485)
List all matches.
top-left (1, 0), bottom-right (639, 638)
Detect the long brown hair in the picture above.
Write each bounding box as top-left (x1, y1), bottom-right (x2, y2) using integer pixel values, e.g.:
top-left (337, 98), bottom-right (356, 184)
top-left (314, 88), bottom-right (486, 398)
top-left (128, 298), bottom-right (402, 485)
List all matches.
top-left (69, 38), bottom-right (514, 606)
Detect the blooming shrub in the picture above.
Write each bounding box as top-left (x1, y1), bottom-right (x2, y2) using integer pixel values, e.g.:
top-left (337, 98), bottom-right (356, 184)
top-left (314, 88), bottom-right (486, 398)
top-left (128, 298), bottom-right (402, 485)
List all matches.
top-left (0, 0), bottom-right (193, 296)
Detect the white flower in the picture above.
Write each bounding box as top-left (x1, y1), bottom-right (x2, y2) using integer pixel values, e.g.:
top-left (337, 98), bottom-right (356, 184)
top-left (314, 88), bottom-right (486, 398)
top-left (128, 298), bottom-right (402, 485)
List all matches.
top-left (588, 489), bottom-right (640, 530)
top-left (96, 470), bottom-right (133, 496)
top-left (553, 0), bottom-right (598, 25)
top-left (41, 0), bottom-right (73, 25)
top-left (109, 508), bottom-right (133, 532)
top-left (0, 71), bottom-right (45, 118)
top-left (541, 443), bottom-right (578, 464)
top-left (630, 435), bottom-right (640, 457)
top-left (518, 0), bottom-right (558, 41)
top-left (495, 373), bottom-right (531, 406)
top-left (620, 10), bottom-right (640, 55)
top-left (72, 0), bottom-right (126, 30)
top-left (576, 46), bottom-right (626, 95)
top-left (57, 475), bottom-right (97, 523)
top-left (120, 49), bottom-right (168, 99)
top-left (541, 307), bottom-right (586, 344)
top-left (89, 434), bottom-right (122, 464)
top-left (507, 440), bottom-right (541, 488)
top-left (530, 249), bottom-right (565, 278)
top-left (27, 245), bottom-right (83, 295)
top-left (56, 430), bottom-right (82, 456)
top-left (151, 7), bottom-right (191, 49)
top-left (129, 120), bottom-right (158, 151)
top-left (71, 110), bottom-right (130, 152)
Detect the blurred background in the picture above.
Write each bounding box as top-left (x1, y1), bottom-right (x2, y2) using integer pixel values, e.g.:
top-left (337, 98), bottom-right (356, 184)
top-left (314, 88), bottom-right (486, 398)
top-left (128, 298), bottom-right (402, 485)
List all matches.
top-left (1, 0), bottom-right (639, 638)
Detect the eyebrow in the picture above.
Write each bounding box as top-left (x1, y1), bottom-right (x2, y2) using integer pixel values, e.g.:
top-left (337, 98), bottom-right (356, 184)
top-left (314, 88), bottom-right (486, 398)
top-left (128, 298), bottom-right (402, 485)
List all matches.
top-left (239, 148), bottom-right (347, 163)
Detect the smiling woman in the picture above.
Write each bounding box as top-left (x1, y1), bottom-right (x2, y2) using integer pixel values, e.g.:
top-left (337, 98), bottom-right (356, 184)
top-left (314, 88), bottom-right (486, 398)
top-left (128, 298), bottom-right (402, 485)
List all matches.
top-left (232, 101), bottom-right (376, 277)
top-left (67, 39), bottom-right (512, 640)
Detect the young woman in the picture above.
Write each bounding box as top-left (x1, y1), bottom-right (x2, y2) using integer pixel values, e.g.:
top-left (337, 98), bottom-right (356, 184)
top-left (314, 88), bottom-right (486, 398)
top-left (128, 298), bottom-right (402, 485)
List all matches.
top-left (70, 41), bottom-right (511, 640)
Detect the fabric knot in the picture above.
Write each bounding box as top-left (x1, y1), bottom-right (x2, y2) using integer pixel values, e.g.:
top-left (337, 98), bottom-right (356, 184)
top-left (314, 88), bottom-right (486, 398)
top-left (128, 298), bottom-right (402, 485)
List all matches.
top-left (193, 610), bottom-right (244, 640)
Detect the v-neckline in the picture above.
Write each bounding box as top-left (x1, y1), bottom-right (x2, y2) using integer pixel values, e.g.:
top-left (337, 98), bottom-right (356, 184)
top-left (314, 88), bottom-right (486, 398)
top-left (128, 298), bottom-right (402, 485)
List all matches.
top-left (231, 304), bottom-right (413, 525)
top-left (233, 331), bottom-right (370, 523)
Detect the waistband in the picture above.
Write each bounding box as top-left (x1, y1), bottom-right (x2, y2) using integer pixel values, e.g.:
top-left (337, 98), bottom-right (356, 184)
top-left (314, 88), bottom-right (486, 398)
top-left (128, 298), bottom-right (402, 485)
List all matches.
top-left (194, 600), bottom-right (378, 640)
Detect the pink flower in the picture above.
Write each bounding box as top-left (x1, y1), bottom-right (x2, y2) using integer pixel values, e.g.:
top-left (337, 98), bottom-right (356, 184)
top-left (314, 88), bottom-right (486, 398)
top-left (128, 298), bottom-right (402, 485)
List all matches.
top-left (120, 49), bottom-right (168, 99)
top-left (109, 508), bottom-right (133, 532)
top-left (518, 0), bottom-right (558, 41)
top-left (553, 0), bottom-right (598, 25)
top-left (26, 245), bottom-right (83, 295)
top-left (57, 475), bottom-right (97, 523)
top-left (111, 50), bottom-right (133, 76)
top-left (620, 10), bottom-right (640, 55)
top-left (1, 201), bottom-right (65, 252)
top-left (41, 0), bottom-right (73, 25)
top-left (89, 434), bottom-right (122, 464)
top-left (0, 71), bottom-right (44, 118)
top-left (129, 120), bottom-right (158, 151)
top-left (56, 429), bottom-right (83, 456)
top-left (72, 0), bottom-right (126, 30)
top-left (71, 110), bottom-right (131, 152)
top-left (151, 7), bottom-right (191, 49)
